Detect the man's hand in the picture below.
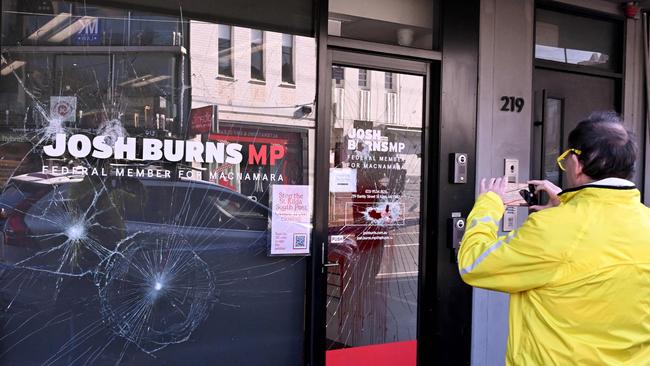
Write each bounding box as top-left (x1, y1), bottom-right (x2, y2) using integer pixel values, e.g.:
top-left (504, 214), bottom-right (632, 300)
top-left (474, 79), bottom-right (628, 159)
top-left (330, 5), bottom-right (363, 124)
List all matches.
top-left (479, 176), bottom-right (508, 203)
top-left (527, 180), bottom-right (562, 212)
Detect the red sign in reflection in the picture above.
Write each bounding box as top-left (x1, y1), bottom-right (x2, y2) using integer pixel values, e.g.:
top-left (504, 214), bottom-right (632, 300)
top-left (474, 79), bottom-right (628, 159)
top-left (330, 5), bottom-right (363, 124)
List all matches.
top-left (190, 105), bottom-right (213, 134)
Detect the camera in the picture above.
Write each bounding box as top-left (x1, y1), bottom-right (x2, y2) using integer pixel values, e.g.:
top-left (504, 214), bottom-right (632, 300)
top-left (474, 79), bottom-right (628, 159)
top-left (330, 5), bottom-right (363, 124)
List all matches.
top-left (519, 184), bottom-right (539, 206)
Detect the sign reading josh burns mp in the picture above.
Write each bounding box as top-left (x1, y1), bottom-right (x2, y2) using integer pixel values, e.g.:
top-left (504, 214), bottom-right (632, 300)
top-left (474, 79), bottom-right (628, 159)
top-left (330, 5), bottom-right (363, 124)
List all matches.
top-left (41, 133), bottom-right (286, 182)
top-left (43, 133), bottom-right (244, 164)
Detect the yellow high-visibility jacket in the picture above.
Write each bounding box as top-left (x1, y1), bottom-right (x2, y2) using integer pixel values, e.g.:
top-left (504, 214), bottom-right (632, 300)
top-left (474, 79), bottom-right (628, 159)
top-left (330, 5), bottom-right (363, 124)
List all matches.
top-left (458, 181), bottom-right (650, 365)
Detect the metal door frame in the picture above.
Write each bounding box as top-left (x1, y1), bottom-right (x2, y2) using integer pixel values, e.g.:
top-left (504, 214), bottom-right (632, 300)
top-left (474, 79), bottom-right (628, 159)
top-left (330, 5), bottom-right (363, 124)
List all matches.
top-left (308, 46), bottom-right (437, 366)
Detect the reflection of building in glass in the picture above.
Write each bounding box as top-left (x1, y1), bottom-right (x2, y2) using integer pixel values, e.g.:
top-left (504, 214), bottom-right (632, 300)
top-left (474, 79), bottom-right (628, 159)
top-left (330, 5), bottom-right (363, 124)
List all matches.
top-left (190, 21), bottom-right (316, 127)
top-left (189, 21), bottom-right (316, 205)
top-left (1, 2), bottom-right (184, 132)
top-left (331, 67), bottom-right (423, 178)
top-left (0, 3), bottom-right (316, 364)
top-left (327, 65), bottom-right (423, 349)
top-left (0, 2), bottom-right (187, 184)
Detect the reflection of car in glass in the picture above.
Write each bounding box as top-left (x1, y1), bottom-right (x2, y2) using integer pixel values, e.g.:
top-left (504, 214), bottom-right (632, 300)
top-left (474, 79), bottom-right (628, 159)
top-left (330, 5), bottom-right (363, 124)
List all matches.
top-left (0, 172), bottom-right (306, 365)
top-left (0, 173), bottom-right (269, 270)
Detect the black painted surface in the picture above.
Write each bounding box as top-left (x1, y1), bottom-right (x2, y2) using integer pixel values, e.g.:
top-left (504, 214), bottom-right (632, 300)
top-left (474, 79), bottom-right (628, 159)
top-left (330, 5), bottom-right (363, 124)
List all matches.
top-left (429, 0), bottom-right (480, 364)
top-left (309, 0), bottom-right (330, 364)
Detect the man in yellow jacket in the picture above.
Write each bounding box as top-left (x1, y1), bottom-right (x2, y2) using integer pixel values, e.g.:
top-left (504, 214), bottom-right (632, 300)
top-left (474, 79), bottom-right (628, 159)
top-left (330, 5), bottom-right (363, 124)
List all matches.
top-left (458, 112), bottom-right (650, 365)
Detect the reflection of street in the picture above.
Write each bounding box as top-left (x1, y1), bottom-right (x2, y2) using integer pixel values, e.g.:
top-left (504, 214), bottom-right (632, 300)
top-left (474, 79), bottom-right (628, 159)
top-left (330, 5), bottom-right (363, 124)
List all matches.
top-left (375, 277), bottom-right (418, 340)
top-left (377, 227), bottom-right (419, 278)
top-left (325, 222), bottom-right (420, 347)
top-left (375, 224), bottom-right (419, 342)
top-left (377, 182), bottom-right (420, 278)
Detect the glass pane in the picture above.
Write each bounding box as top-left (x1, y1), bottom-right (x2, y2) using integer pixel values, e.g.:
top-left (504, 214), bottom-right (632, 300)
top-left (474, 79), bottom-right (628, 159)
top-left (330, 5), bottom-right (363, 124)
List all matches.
top-left (328, 0), bottom-right (436, 50)
top-left (251, 29), bottom-right (263, 44)
top-left (54, 0), bottom-right (315, 37)
top-left (251, 30), bottom-right (264, 80)
top-left (54, 55), bottom-right (111, 128)
top-left (0, 53), bottom-right (54, 129)
top-left (535, 9), bottom-right (623, 72)
top-left (2, 2), bottom-right (181, 47)
top-left (114, 54), bottom-right (176, 133)
top-left (282, 34), bottom-right (294, 83)
top-left (0, 1), bottom-right (317, 364)
top-left (543, 98), bottom-right (563, 187)
top-left (129, 11), bottom-right (182, 46)
top-left (218, 25), bottom-right (233, 77)
top-left (326, 66), bottom-right (423, 365)
top-left (358, 69), bottom-right (368, 89)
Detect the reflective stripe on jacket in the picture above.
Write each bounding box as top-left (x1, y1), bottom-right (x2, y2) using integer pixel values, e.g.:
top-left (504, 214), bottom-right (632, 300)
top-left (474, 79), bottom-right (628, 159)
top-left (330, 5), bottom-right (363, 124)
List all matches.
top-left (458, 185), bottom-right (650, 365)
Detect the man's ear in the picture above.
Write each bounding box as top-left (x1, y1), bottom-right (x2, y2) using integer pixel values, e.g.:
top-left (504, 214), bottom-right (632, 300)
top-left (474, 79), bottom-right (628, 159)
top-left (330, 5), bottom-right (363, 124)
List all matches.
top-left (569, 153), bottom-right (584, 178)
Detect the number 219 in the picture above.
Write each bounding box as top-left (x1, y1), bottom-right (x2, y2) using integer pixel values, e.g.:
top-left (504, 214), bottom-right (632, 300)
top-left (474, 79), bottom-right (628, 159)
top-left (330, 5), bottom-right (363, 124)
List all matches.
top-left (500, 96), bottom-right (524, 113)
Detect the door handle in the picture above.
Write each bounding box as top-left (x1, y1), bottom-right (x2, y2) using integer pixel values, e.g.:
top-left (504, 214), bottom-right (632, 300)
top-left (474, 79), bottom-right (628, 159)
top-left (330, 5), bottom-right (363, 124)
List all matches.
top-left (321, 242), bottom-right (339, 272)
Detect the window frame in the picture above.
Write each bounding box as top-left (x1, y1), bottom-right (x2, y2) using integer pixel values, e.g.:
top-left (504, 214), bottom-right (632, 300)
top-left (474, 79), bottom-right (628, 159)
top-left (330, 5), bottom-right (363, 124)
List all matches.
top-left (358, 68), bottom-right (369, 89)
top-left (384, 71), bottom-right (396, 91)
top-left (332, 65), bottom-right (345, 88)
top-left (533, 2), bottom-right (625, 77)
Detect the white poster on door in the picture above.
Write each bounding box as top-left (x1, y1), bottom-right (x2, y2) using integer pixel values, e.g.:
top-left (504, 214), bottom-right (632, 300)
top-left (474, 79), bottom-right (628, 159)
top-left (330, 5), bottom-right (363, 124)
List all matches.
top-left (329, 167), bottom-right (357, 192)
top-left (50, 96), bottom-right (77, 122)
top-left (270, 184), bottom-right (311, 256)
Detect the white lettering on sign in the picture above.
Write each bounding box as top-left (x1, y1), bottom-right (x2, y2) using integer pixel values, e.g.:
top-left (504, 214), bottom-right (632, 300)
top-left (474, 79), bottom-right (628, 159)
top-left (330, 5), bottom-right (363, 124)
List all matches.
top-left (346, 128), bottom-right (406, 153)
top-left (82, 19), bottom-right (99, 35)
top-left (43, 133), bottom-right (244, 164)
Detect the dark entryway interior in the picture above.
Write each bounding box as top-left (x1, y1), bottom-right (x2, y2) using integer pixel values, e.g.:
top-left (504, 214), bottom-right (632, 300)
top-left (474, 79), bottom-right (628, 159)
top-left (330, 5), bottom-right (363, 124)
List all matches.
top-left (532, 67), bottom-right (621, 187)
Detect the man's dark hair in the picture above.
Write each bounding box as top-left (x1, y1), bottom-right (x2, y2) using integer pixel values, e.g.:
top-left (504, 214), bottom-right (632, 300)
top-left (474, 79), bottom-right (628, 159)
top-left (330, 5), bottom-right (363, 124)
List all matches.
top-left (567, 111), bottom-right (637, 180)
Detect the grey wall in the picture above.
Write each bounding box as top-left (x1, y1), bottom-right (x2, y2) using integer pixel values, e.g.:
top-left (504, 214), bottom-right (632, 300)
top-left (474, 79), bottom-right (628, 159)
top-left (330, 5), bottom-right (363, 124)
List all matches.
top-left (474, 0), bottom-right (534, 365)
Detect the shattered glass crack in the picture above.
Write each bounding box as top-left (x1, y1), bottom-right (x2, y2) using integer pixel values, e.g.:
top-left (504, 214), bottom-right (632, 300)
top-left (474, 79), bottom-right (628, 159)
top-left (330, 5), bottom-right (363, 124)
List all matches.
top-left (96, 234), bottom-right (216, 353)
top-left (0, 4), bottom-right (314, 364)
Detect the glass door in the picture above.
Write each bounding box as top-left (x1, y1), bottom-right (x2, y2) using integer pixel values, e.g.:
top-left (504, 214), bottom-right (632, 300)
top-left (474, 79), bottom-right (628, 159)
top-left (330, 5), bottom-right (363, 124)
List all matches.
top-left (324, 54), bottom-right (426, 366)
top-left (532, 67), bottom-right (619, 189)
top-left (533, 89), bottom-right (565, 187)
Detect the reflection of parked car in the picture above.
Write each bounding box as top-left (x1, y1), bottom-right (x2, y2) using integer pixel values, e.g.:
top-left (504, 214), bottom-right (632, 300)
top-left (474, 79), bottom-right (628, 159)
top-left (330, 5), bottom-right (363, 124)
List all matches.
top-left (0, 173), bottom-right (269, 266)
top-left (0, 172), bottom-right (306, 365)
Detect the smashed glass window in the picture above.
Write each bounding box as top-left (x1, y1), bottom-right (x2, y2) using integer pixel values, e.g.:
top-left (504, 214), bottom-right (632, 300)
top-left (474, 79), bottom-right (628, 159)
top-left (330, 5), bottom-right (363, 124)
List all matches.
top-left (0, 1), bottom-right (316, 365)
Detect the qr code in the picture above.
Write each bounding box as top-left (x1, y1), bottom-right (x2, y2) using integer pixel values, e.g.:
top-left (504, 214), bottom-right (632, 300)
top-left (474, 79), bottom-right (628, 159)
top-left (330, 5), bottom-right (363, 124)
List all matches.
top-left (293, 234), bottom-right (307, 249)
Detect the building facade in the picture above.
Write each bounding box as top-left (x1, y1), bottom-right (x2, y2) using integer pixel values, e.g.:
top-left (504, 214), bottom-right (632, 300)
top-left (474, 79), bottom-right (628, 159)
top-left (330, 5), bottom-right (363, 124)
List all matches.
top-left (0, 0), bottom-right (647, 365)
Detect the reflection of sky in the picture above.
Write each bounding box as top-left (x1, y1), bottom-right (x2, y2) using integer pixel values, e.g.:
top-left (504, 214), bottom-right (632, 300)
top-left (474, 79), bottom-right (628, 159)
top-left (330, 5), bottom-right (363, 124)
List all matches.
top-left (535, 44), bottom-right (608, 66)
